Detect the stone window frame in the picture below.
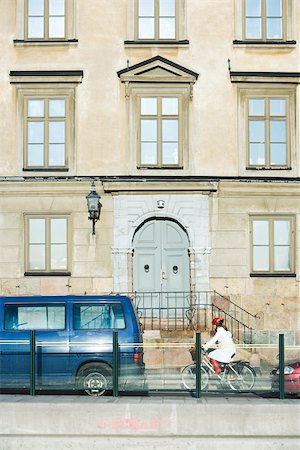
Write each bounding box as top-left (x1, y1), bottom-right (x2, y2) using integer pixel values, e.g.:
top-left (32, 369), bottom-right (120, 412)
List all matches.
top-left (125, 0), bottom-right (188, 47)
top-left (237, 85), bottom-right (296, 173)
top-left (10, 71), bottom-right (83, 174)
top-left (24, 213), bottom-right (71, 276)
top-left (234, 0), bottom-right (295, 47)
top-left (249, 214), bottom-right (296, 276)
top-left (14, 0), bottom-right (77, 46)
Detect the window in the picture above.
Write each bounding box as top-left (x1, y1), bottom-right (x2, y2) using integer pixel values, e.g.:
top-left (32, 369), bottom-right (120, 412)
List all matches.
top-left (4, 304), bottom-right (65, 330)
top-left (139, 96), bottom-right (180, 166)
top-left (73, 304), bottom-right (125, 330)
top-left (26, 0), bottom-right (66, 40)
top-left (25, 215), bottom-right (70, 274)
top-left (243, 0), bottom-right (285, 40)
top-left (137, 0), bottom-right (177, 40)
top-left (247, 96), bottom-right (289, 168)
top-left (118, 56), bottom-right (198, 170)
top-left (250, 216), bottom-right (295, 274)
top-left (25, 97), bottom-right (67, 168)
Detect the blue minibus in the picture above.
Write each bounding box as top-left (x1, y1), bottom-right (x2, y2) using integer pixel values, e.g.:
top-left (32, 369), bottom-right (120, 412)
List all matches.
top-left (0, 295), bottom-right (145, 396)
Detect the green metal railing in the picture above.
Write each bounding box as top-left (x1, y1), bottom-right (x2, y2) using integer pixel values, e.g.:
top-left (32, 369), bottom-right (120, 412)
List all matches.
top-left (1, 332), bottom-right (294, 400)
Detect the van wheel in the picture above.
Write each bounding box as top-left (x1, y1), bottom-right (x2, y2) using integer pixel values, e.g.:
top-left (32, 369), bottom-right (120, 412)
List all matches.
top-left (77, 364), bottom-right (112, 397)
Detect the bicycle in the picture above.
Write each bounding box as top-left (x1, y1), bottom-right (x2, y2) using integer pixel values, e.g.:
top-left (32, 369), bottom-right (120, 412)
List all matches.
top-left (181, 348), bottom-right (256, 392)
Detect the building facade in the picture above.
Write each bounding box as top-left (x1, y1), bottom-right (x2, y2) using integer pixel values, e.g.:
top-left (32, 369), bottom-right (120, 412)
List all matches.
top-left (0, 0), bottom-right (299, 343)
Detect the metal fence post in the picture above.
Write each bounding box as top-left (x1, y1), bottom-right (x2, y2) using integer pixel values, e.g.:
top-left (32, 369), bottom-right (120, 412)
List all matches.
top-left (30, 330), bottom-right (36, 396)
top-left (279, 333), bottom-right (285, 400)
top-left (195, 332), bottom-right (201, 399)
top-left (113, 331), bottom-right (119, 397)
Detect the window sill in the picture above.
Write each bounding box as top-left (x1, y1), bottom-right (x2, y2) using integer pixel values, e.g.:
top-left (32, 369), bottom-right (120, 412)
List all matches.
top-left (250, 273), bottom-right (296, 278)
top-left (23, 168), bottom-right (69, 172)
top-left (124, 40), bottom-right (189, 48)
top-left (233, 40), bottom-right (296, 49)
top-left (24, 272), bottom-right (71, 277)
top-left (246, 167), bottom-right (292, 171)
top-left (14, 39), bottom-right (78, 47)
top-left (137, 166), bottom-right (184, 170)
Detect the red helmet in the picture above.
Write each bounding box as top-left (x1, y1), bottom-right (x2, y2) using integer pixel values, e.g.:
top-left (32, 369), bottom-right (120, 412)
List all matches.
top-left (212, 317), bottom-right (224, 326)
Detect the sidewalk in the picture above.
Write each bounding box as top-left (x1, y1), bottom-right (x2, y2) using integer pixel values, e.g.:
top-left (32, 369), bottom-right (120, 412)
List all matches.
top-left (0, 394), bottom-right (299, 450)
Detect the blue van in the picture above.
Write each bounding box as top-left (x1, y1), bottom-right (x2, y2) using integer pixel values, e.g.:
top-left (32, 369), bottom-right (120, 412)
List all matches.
top-left (0, 295), bottom-right (145, 396)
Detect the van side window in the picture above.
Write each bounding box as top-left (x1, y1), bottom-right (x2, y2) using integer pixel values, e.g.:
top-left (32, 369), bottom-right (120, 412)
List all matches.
top-left (4, 304), bottom-right (65, 330)
top-left (73, 303), bottom-right (125, 330)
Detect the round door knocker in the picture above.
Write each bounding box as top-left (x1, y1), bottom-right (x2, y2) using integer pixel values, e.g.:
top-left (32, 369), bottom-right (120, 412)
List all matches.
top-left (144, 264), bottom-right (150, 273)
top-left (173, 265), bottom-right (178, 274)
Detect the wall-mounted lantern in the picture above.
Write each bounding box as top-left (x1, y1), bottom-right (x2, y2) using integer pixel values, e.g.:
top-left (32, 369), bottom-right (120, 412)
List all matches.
top-left (86, 182), bottom-right (102, 235)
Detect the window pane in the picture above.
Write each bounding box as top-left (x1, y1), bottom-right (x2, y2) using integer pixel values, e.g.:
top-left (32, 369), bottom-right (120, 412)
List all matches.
top-left (253, 220), bottom-right (269, 245)
top-left (48, 144), bottom-right (65, 166)
top-left (141, 120), bottom-right (157, 141)
top-left (4, 305), bottom-right (65, 330)
top-left (49, 99), bottom-right (65, 117)
top-left (267, 18), bottom-right (282, 39)
top-left (162, 143), bottom-right (178, 164)
top-left (248, 98), bottom-right (265, 116)
top-left (51, 244), bottom-right (67, 269)
top-left (29, 218), bottom-right (45, 243)
top-left (253, 246), bottom-right (269, 271)
top-left (266, 0), bottom-right (282, 17)
top-left (274, 246), bottom-right (290, 271)
top-left (249, 121), bottom-right (265, 142)
top-left (138, 18), bottom-right (155, 38)
top-left (28, 0), bottom-right (44, 15)
top-left (139, 0), bottom-right (154, 16)
top-left (270, 144), bottom-right (287, 165)
top-left (73, 304), bottom-right (125, 330)
top-left (49, 17), bottom-right (65, 38)
top-left (141, 143), bottom-right (157, 164)
top-left (49, 0), bottom-right (65, 15)
top-left (28, 122), bottom-right (44, 143)
top-left (270, 98), bottom-right (286, 116)
top-left (51, 218), bottom-right (67, 243)
top-left (162, 120), bottom-right (178, 141)
top-left (162, 98), bottom-right (178, 115)
top-left (141, 98), bottom-right (157, 115)
top-left (246, 18), bottom-right (261, 38)
top-left (28, 144), bottom-right (44, 166)
top-left (249, 143), bottom-right (265, 165)
top-left (29, 245), bottom-right (46, 270)
top-left (28, 17), bottom-right (44, 38)
top-left (246, 0), bottom-right (261, 16)
top-left (274, 220), bottom-right (290, 245)
top-left (28, 99), bottom-right (44, 117)
top-left (49, 121), bottom-right (65, 143)
top-left (270, 121), bottom-right (286, 143)
top-left (159, 18), bottom-right (176, 38)
top-left (160, 0), bottom-right (175, 16)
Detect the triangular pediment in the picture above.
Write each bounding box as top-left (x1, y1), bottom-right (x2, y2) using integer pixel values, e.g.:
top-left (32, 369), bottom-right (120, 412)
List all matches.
top-left (117, 55), bottom-right (199, 84)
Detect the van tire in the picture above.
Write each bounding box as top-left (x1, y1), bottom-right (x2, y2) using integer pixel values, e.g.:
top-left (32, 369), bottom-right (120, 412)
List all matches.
top-left (77, 363), bottom-right (112, 397)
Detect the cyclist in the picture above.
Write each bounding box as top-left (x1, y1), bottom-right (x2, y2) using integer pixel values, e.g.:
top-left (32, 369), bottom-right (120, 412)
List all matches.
top-left (203, 317), bottom-right (236, 374)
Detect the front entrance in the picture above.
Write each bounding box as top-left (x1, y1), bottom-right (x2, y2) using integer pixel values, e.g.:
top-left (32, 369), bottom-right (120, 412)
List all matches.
top-left (132, 219), bottom-right (190, 315)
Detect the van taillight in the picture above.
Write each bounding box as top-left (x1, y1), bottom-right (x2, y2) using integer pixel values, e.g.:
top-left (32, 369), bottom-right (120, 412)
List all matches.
top-left (134, 353), bottom-right (140, 364)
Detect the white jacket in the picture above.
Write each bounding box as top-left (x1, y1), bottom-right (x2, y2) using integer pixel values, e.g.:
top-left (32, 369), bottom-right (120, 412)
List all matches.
top-left (204, 326), bottom-right (236, 363)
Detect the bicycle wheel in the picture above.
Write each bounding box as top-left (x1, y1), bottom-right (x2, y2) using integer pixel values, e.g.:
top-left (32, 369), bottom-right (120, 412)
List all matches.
top-left (181, 364), bottom-right (209, 391)
top-left (226, 363), bottom-right (255, 391)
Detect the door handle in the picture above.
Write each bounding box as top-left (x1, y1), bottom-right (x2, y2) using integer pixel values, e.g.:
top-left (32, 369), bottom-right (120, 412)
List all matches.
top-left (161, 271), bottom-right (167, 283)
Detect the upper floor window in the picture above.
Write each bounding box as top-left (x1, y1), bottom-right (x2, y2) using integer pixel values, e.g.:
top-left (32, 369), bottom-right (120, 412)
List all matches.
top-left (26, 0), bottom-right (66, 40)
top-left (139, 96), bottom-right (180, 167)
top-left (250, 216), bottom-right (295, 275)
top-left (137, 0), bottom-right (177, 40)
top-left (244, 0), bottom-right (285, 40)
top-left (25, 215), bottom-right (70, 275)
top-left (247, 96), bottom-right (289, 168)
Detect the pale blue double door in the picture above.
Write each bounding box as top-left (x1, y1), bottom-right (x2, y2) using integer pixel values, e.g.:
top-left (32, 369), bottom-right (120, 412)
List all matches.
top-left (133, 219), bottom-right (190, 315)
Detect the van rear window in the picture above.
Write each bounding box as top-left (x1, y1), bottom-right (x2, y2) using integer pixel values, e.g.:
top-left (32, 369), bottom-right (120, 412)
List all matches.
top-left (73, 303), bottom-right (125, 330)
top-left (4, 304), bottom-right (65, 330)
